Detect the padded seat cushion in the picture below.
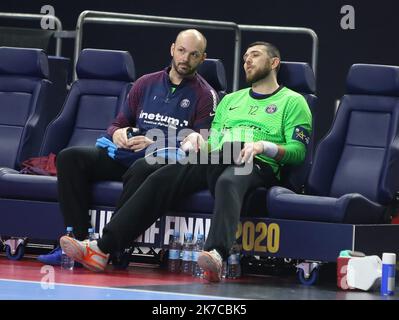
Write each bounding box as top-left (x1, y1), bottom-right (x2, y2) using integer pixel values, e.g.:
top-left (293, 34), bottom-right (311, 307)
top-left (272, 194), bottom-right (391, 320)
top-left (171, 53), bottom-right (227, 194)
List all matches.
top-left (267, 186), bottom-right (387, 224)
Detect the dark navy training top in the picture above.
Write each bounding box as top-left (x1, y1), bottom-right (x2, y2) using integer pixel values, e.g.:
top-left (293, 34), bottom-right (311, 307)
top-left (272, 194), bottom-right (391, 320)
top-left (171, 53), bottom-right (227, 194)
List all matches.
top-left (107, 67), bottom-right (218, 139)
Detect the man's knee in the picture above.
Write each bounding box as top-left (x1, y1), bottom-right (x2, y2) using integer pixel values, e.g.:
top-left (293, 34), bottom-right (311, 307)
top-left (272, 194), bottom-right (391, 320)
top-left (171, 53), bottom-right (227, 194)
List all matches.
top-left (214, 172), bottom-right (239, 194)
top-left (57, 147), bottom-right (95, 172)
top-left (57, 147), bottom-right (79, 169)
top-left (144, 163), bottom-right (184, 188)
top-left (123, 158), bottom-right (160, 184)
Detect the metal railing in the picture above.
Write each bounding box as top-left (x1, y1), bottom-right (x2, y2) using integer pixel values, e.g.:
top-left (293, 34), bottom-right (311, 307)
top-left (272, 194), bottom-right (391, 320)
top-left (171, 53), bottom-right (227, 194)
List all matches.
top-left (0, 11), bottom-right (319, 87)
top-left (0, 12), bottom-right (63, 56)
top-left (74, 11), bottom-right (319, 88)
top-left (74, 11), bottom-right (241, 88)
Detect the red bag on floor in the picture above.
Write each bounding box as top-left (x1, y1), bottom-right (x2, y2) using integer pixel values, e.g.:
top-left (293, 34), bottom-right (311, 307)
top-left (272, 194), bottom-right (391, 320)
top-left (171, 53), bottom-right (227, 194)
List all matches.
top-left (20, 153), bottom-right (57, 176)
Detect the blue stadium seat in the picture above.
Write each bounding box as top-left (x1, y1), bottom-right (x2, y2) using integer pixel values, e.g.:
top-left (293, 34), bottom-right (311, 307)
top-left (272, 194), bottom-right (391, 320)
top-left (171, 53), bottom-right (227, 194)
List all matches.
top-left (174, 61), bottom-right (317, 216)
top-left (267, 64), bottom-right (399, 224)
top-left (197, 58), bottom-right (227, 99)
top-left (0, 48), bottom-right (135, 199)
top-left (40, 48), bottom-right (136, 155)
top-left (0, 49), bottom-right (136, 239)
top-left (0, 47), bottom-right (51, 169)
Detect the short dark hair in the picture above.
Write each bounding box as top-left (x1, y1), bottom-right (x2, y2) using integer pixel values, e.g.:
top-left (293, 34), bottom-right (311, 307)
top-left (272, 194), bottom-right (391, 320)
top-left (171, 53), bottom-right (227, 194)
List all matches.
top-left (247, 41), bottom-right (281, 73)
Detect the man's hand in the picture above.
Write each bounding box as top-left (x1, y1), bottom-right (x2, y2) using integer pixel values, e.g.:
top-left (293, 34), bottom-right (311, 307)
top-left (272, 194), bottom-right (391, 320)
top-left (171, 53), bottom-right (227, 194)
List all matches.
top-left (112, 127), bottom-right (154, 151)
top-left (180, 132), bottom-right (205, 152)
top-left (112, 127), bottom-right (130, 148)
top-left (237, 142), bottom-right (264, 164)
top-left (126, 135), bottom-right (154, 152)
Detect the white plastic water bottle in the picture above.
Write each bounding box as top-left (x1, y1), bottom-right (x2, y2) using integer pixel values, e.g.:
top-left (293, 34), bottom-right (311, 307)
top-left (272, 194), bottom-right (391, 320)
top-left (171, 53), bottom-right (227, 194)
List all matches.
top-left (381, 253), bottom-right (396, 296)
top-left (227, 241), bottom-right (242, 279)
top-left (192, 234), bottom-right (204, 278)
top-left (61, 226), bottom-right (75, 270)
top-left (181, 233), bottom-right (193, 274)
top-left (167, 231), bottom-right (181, 273)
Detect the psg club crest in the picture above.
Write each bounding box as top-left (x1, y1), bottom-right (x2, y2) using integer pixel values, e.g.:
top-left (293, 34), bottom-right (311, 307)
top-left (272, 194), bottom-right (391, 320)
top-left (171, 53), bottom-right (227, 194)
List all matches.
top-left (180, 99), bottom-right (191, 108)
top-left (265, 104), bottom-right (277, 113)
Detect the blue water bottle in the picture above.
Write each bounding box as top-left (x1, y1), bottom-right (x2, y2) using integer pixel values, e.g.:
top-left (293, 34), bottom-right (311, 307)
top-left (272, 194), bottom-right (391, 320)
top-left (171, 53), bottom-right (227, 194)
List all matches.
top-left (381, 253), bottom-right (396, 296)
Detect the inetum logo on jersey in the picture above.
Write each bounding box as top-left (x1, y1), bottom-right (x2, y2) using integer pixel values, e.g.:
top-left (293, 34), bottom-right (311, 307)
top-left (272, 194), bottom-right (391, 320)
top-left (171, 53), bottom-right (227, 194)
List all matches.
top-left (139, 110), bottom-right (188, 128)
top-left (265, 104), bottom-right (277, 114)
top-left (180, 99), bottom-right (191, 108)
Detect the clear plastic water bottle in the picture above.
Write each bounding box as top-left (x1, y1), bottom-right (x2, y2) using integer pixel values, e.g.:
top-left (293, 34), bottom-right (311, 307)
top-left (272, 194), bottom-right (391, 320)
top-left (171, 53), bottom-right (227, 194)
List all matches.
top-left (221, 261), bottom-right (228, 279)
top-left (227, 241), bottom-right (242, 279)
top-left (181, 233), bottom-right (193, 274)
top-left (167, 231), bottom-right (181, 273)
top-left (87, 227), bottom-right (96, 241)
top-left (192, 234), bottom-right (204, 278)
top-left (61, 226), bottom-right (75, 270)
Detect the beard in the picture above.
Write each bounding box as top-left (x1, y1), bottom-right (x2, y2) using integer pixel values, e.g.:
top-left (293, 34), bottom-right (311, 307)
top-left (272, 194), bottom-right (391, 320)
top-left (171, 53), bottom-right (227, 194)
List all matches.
top-left (245, 66), bottom-right (272, 85)
top-left (172, 59), bottom-right (196, 77)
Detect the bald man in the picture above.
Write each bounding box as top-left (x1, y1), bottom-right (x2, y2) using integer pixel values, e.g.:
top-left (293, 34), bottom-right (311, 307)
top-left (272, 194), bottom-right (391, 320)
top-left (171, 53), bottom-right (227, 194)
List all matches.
top-left (169, 29), bottom-right (207, 80)
top-left (38, 29), bottom-right (218, 266)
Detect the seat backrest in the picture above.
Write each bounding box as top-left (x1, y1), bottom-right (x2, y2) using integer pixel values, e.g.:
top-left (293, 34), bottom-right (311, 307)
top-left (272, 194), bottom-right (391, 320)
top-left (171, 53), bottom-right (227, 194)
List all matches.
top-left (40, 48), bottom-right (136, 156)
top-left (277, 61), bottom-right (317, 193)
top-left (197, 58), bottom-right (227, 99)
top-left (307, 64), bottom-right (399, 205)
top-left (0, 46), bottom-right (51, 169)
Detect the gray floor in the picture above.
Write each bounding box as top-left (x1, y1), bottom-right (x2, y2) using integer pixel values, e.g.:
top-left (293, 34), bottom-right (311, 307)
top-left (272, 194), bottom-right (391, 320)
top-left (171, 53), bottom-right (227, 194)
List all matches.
top-left (123, 266), bottom-right (399, 300)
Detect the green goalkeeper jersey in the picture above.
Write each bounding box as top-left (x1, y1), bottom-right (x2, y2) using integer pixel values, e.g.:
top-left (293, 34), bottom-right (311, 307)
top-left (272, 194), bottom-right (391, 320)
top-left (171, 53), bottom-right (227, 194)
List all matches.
top-left (208, 86), bottom-right (312, 175)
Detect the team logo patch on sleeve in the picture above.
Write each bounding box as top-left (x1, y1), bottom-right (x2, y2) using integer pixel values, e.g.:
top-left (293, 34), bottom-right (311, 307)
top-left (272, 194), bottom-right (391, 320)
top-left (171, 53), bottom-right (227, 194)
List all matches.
top-left (292, 126), bottom-right (310, 145)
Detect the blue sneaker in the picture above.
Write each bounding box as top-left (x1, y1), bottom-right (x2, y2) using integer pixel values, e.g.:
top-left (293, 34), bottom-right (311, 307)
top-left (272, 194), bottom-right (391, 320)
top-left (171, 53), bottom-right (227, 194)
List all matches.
top-left (37, 246), bottom-right (85, 268)
top-left (37, 246), bottom-right (62, 265)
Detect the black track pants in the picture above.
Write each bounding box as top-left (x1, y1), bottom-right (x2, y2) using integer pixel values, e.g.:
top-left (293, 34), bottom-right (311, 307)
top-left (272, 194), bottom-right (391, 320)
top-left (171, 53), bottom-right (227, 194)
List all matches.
top-left (98, 158), bottom-right (208, 253)
top-left (97, 158), bottom-right (276, 260)
top-left (57, 147), bottom-right (127, 240)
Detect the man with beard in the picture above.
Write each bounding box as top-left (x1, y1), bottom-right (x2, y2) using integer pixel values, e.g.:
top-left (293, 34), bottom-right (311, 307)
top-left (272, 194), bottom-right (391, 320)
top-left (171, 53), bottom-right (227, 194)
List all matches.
top-left (60, 42), bottom-right (312, 282)
top-left (38, 29), bottom-right (217, 266)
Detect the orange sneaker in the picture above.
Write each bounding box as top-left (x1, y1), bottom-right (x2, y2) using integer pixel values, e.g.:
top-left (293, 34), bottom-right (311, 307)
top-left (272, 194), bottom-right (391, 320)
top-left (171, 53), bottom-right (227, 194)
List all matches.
top-left (60, 236), bottom-right (109, 272)
top-left (197, 249), bottom-right (223, 282)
